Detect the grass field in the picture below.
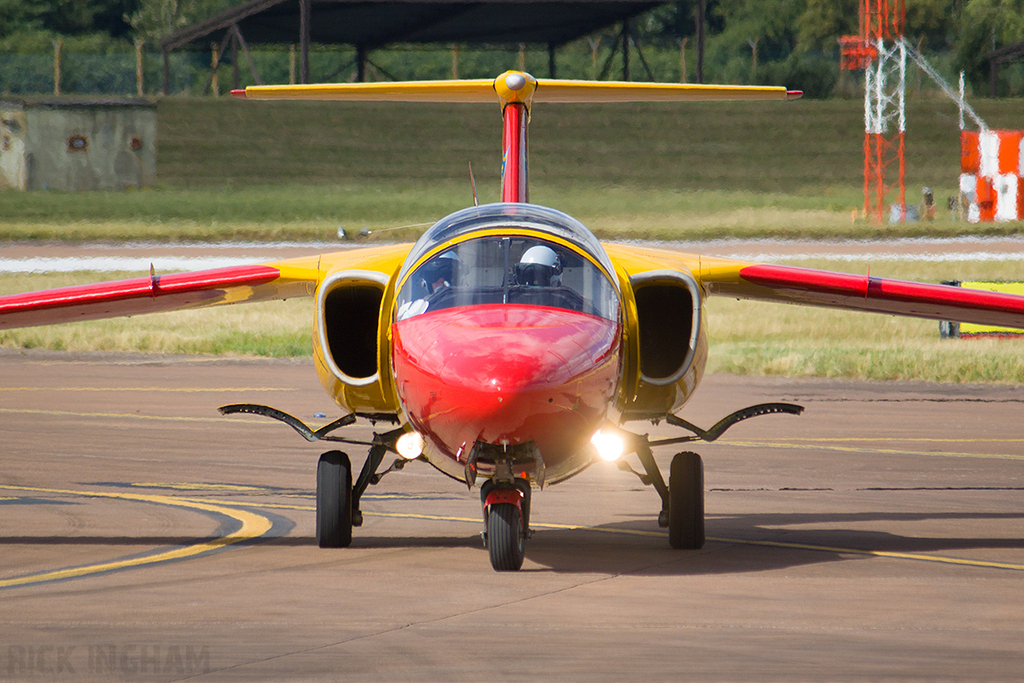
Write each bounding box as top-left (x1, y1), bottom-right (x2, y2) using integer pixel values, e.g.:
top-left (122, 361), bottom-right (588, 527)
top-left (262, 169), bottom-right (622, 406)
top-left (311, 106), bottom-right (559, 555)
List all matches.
top-left (2, 96), bottom-right (1024, 241)
top-left (2, 93), bottom-right (1024, 382)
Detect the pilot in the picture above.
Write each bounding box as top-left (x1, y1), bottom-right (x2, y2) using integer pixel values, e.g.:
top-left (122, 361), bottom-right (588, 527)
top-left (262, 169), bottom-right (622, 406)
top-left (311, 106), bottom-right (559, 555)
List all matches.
top-left (421, 251), bottom-right (461, 295)
top-left (397, 251), bottom-right (462, 320)
top-left (516, 245), bottom-right (562, 287)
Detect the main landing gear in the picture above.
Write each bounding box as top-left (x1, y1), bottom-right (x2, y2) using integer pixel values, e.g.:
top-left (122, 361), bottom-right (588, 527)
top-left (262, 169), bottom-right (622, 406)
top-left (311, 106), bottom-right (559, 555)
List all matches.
top-left (218, 401), bottom-right (802, 568)
top-left (218, 404), bottom-right (409, 549)
top-left (617, 403), bottom-right (804, 549)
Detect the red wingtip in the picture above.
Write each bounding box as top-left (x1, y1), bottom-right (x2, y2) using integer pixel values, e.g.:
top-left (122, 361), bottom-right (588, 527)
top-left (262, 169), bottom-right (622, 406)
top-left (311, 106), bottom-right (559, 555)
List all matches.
top-left (786, 90), bottom-right (803, 100)
top-left (230, 89), bottom-right (247, 99)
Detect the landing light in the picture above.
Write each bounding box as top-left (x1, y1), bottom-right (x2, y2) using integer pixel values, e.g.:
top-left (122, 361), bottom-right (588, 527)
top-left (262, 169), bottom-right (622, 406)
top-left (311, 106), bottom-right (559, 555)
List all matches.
top-left (591, 430), bottom-right (624, 462)
top-left (396, 432), bottom-right (424, 459)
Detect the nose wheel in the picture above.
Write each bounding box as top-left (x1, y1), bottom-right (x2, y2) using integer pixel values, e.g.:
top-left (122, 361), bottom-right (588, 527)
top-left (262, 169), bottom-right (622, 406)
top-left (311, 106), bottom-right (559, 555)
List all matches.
top-left (481, 479), bottom-right (532, 571)
top-left (487, 503), bottom-right (526, 570)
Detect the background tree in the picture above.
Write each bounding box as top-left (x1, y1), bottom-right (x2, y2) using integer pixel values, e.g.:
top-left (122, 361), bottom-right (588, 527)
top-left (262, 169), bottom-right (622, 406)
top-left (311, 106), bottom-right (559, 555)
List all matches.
top-left (956, 0), bottom-right (1024, 91)
top-left (796, 0), bottom-right (857, 53)
top-left (124, 0), bottom-right (230, 44)
top-left (0, 0), bottom-right (50, 38)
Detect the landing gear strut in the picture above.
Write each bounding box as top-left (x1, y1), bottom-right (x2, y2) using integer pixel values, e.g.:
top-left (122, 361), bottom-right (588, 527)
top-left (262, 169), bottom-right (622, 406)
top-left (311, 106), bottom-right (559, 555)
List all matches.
top-left (219, 403), bottom-right (408, 548)
top-left (618, 402), bottom-right (803, 549)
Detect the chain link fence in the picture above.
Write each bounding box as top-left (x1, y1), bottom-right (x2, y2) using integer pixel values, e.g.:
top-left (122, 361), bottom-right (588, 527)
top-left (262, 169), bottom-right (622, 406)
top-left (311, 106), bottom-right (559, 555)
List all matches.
top-left (0, 44), bottom-right (770, 97)
top-left (1, 44), bottom-right (992, 99)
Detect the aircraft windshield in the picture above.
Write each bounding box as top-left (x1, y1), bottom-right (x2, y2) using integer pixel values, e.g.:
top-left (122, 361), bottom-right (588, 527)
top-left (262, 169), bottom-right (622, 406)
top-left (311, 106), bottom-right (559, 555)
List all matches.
top-left (396, 236), bottom-right (619, 322)
top-left (398, 203), bottom-right (616, 284)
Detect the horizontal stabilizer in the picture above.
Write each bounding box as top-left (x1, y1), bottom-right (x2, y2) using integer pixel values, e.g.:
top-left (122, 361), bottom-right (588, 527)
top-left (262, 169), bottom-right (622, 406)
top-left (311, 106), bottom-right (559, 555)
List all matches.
top-left (233, 71), bottom-right (798, 104)
top-left (535, 80), bottom-right (798, 103)
top-left (232, 79), bottom-right (501, 103)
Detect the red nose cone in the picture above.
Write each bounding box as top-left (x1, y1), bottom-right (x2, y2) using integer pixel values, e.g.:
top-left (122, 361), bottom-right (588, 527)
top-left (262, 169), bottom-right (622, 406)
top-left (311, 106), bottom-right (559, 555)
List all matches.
top-left (393, 304), bottom-right (620, 463)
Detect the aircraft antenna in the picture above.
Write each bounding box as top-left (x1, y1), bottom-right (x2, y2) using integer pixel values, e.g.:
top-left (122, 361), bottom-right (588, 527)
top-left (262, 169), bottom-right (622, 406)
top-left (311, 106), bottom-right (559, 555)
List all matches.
top-left (468, 162), bottom-right (479, 206)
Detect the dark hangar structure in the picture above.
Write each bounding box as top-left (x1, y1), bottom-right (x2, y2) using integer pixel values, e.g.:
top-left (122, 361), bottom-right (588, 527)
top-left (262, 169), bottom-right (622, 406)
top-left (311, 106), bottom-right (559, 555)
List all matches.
top-left (160, 0), bottom-right (669, 93)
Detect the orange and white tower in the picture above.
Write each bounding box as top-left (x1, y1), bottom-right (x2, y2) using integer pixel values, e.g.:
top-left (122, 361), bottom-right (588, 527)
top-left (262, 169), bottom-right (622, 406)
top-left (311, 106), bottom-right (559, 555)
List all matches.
top-left (841, 0), bottom-right (907, 223)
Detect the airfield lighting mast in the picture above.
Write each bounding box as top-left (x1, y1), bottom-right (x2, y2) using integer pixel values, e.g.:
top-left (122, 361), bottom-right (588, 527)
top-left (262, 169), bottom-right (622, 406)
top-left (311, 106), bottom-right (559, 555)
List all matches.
top-left (840, 0), bottom-right (907, 223)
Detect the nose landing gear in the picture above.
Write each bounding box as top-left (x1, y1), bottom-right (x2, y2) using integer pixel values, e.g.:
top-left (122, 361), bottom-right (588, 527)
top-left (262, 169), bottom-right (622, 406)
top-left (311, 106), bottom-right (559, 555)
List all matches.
top-left (480, 476), bottom-right (532, 571)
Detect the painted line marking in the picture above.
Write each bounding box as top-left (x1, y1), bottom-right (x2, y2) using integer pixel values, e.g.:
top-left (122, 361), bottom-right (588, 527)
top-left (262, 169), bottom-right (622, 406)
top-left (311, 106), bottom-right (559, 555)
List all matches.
top-left (4, 482), bottom-right (1020, 586)
top-left (706, 536), bottom-right (1024, 571)
top-left (0, 386), bottom-right (296, 393)
top-left (716, 252), bottom-right (1024, 263)
top-left (0, 407), bottom-right (274, 425)
top-left (0, 484), bottom-right (273, 590)
top-left (727, 439), bottom-right (1024, 462)
top-left (0, 256), bottom-right (265, 274)
top-left (178, 497), bottom-right (1024, 572)
top-left (132, 482), bottom-right (269, 493)
top-left (774, 437), bottom-right (1024, 444)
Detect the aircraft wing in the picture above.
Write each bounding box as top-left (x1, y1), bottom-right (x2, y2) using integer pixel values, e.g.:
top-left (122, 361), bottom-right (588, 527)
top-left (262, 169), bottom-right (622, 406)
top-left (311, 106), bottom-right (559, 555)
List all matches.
top-left (605, 243), bottom-right (1024, 329)
top-left (0, 245), bottom-right (411, 330)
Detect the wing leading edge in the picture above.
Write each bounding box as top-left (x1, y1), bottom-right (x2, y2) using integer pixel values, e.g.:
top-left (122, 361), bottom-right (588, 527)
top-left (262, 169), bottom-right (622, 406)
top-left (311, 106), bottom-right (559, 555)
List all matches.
top-left (0, 245), bottom-right (412, 330)
top-left (723, 263), bottom-right (1024, 329)
top-left (0, 264), bottom-right (287, 330)
top-left (604, 244), bottom-right (1024, 330)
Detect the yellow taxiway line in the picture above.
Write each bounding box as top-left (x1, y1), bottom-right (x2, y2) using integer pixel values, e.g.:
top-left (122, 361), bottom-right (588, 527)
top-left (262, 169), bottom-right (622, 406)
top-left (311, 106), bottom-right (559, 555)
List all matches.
top-left (3, 482), bottom-right (1021, 591)
top-left (172, 497), bottom-right (1024, 572)
top-left (727, 439), bottom-right (1024, 461)
top-left (0, 484), bottom-right (273, 590)
top-left (0, 386), bottom-right (295, 393)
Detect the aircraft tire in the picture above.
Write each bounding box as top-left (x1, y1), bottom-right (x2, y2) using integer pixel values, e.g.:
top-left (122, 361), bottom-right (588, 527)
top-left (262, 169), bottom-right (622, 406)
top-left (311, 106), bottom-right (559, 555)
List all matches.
top-left (668, 451), bottom-right (705, 550)
top-left (316, 450), bottom-right (353, 548)
top-left (487, 503), bottom-right (526, 571)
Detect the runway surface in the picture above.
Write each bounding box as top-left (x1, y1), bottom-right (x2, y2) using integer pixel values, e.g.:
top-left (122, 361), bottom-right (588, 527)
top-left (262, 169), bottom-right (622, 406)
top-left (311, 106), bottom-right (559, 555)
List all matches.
top-left (1, 350), bottom-right (1023, 681)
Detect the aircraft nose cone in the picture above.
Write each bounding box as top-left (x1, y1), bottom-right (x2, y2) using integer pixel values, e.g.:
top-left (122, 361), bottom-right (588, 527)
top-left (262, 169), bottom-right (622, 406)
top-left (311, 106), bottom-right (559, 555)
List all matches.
top-left (392, 304), bottom-right (620, 455)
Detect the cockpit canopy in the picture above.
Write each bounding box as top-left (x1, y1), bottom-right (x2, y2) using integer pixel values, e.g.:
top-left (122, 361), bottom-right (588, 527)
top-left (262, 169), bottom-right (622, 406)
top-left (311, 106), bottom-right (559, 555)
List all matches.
top-left (395, 204), bottom-right (620, 322)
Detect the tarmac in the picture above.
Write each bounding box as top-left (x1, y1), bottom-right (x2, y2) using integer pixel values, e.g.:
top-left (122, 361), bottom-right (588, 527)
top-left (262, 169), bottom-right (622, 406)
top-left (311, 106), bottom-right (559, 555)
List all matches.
top-left (1, 349), bottom-right (1023, 681)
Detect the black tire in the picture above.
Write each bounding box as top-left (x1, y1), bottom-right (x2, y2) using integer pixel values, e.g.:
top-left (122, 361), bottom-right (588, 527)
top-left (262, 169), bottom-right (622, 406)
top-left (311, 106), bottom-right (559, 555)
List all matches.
top-left (487, 502), bottom-right (526, 571)
top-left (668, 451), bottom-right (705, 549)
top-left (317, 450), bottom-right (352, 548)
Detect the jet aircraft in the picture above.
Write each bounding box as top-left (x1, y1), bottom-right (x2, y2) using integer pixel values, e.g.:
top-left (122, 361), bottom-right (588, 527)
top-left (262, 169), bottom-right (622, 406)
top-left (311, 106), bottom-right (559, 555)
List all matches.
top-left (4, 71), bottom-right (1024, 571)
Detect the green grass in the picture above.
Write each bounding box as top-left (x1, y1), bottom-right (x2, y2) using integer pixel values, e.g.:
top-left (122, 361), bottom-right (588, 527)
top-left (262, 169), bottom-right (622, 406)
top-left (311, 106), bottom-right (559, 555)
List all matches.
top-left (2, 96), bottom-right (1023, 241)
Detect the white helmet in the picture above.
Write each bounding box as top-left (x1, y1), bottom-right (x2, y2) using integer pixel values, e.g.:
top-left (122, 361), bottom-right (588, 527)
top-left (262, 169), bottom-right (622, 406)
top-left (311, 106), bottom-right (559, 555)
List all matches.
top-left (516, 245), bottom-right (562, 287)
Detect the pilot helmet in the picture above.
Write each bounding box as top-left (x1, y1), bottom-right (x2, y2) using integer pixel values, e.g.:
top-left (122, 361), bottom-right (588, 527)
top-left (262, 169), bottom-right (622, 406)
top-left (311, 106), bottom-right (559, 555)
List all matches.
top-left (516, 245), bottom-right (562, 287)
top-left (420, 251), bottom-right (462, 293)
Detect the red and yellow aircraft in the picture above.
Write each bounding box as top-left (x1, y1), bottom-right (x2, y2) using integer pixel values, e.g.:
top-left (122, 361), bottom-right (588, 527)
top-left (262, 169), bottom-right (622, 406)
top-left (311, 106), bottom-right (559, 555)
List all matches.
top-left (4, 71), bottom-right (1024, 571)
